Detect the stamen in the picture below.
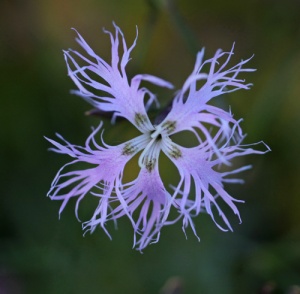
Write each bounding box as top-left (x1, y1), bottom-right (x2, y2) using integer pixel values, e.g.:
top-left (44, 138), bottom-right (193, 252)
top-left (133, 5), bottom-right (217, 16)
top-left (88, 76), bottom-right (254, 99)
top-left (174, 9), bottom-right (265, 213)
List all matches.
top-left (151, 125), bottom-right (163, 139)
top-left (144, 157), bottom-right (156, 172)
top-left (122, 134), bottom-right (151, 157)
top-left (138, 137), bottom-right (156, 168)
top-left (138, 135), bottom-right (162, 172)
top-left (161, 120), bottom-right (176, 134)
top-left (169, 145), bottom-right (182, 159)
top-left (122, 142), bottom-right (137, 155)
top-left (134, 113), bottom-right (149, 129)
top-left (162, 137), bottom-right (182, 159)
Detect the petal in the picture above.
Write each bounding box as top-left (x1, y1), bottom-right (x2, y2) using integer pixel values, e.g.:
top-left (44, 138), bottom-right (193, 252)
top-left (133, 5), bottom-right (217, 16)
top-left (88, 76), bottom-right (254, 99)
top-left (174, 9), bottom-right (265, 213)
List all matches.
top-left (85, 166), bottom-right (174, 251)
top-left (64, 24), bottom-right (173, 132)
top-left (158, 44), bottom-right (254, 148)
top-left (46, 124), bottom-right (149, 223)
top-left (125, 167), bottom-right (173, 251)
top-left (162, 136), bottom-right (270, 237)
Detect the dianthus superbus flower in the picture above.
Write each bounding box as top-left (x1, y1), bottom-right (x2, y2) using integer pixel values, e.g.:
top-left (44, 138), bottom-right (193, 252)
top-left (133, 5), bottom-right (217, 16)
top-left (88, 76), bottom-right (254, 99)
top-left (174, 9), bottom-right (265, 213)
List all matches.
top-left (46, 23), bottom-right (269, 251)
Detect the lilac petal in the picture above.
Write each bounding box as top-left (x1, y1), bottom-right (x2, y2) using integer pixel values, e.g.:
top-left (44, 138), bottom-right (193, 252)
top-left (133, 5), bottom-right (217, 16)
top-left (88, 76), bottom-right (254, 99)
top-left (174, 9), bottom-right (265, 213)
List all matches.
top-left (159, 45), bottom-right (254, 152)
top-left (46, 124), bottom-right (149, 221)
top-left (162, 136), bottom-right (270, 238)
top-left (64, 24), bottom-right (172, 132)
top-left (86, 166), bottom-right (174, 251)
top-left (125, 168), bottom-right (173, 251)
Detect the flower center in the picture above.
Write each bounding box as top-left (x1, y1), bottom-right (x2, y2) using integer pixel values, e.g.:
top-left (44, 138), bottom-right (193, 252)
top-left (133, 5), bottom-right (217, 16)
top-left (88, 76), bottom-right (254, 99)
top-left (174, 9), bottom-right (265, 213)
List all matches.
top-left (138, 126), bottom-right (164, 172)
top-left (138, 120), bottom-right (183, 172)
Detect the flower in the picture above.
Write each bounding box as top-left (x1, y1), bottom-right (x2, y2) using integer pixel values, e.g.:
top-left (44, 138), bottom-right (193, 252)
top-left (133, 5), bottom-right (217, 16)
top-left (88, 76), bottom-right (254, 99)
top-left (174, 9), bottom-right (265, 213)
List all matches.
top-left (46, 23), bottom-right (269, 251)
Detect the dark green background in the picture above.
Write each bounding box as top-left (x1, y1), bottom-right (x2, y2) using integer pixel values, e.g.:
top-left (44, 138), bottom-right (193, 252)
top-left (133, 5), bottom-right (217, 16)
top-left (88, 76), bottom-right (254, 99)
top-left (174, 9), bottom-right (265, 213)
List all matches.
top-left (1, 0), bottom-right (300, 293)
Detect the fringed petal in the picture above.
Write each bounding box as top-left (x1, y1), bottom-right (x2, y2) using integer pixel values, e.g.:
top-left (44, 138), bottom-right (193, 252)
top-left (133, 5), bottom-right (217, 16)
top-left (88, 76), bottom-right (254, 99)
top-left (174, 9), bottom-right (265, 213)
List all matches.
top-left (46, 124), bottom-right (149, 222)
top-left (64, 24), bottom-right (172, 132)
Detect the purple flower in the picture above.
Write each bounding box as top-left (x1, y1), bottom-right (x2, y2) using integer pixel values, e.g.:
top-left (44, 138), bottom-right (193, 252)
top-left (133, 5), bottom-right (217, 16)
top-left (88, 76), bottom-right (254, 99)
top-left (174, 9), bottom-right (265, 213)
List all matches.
top-left (46, 23), bottom-right (269, 251)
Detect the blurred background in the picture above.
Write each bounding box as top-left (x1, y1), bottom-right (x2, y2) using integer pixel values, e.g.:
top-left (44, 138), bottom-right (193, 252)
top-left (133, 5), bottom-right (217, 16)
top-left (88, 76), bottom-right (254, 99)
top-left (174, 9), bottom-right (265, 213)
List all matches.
top-left (1, 0), bottom-right (300, 293)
